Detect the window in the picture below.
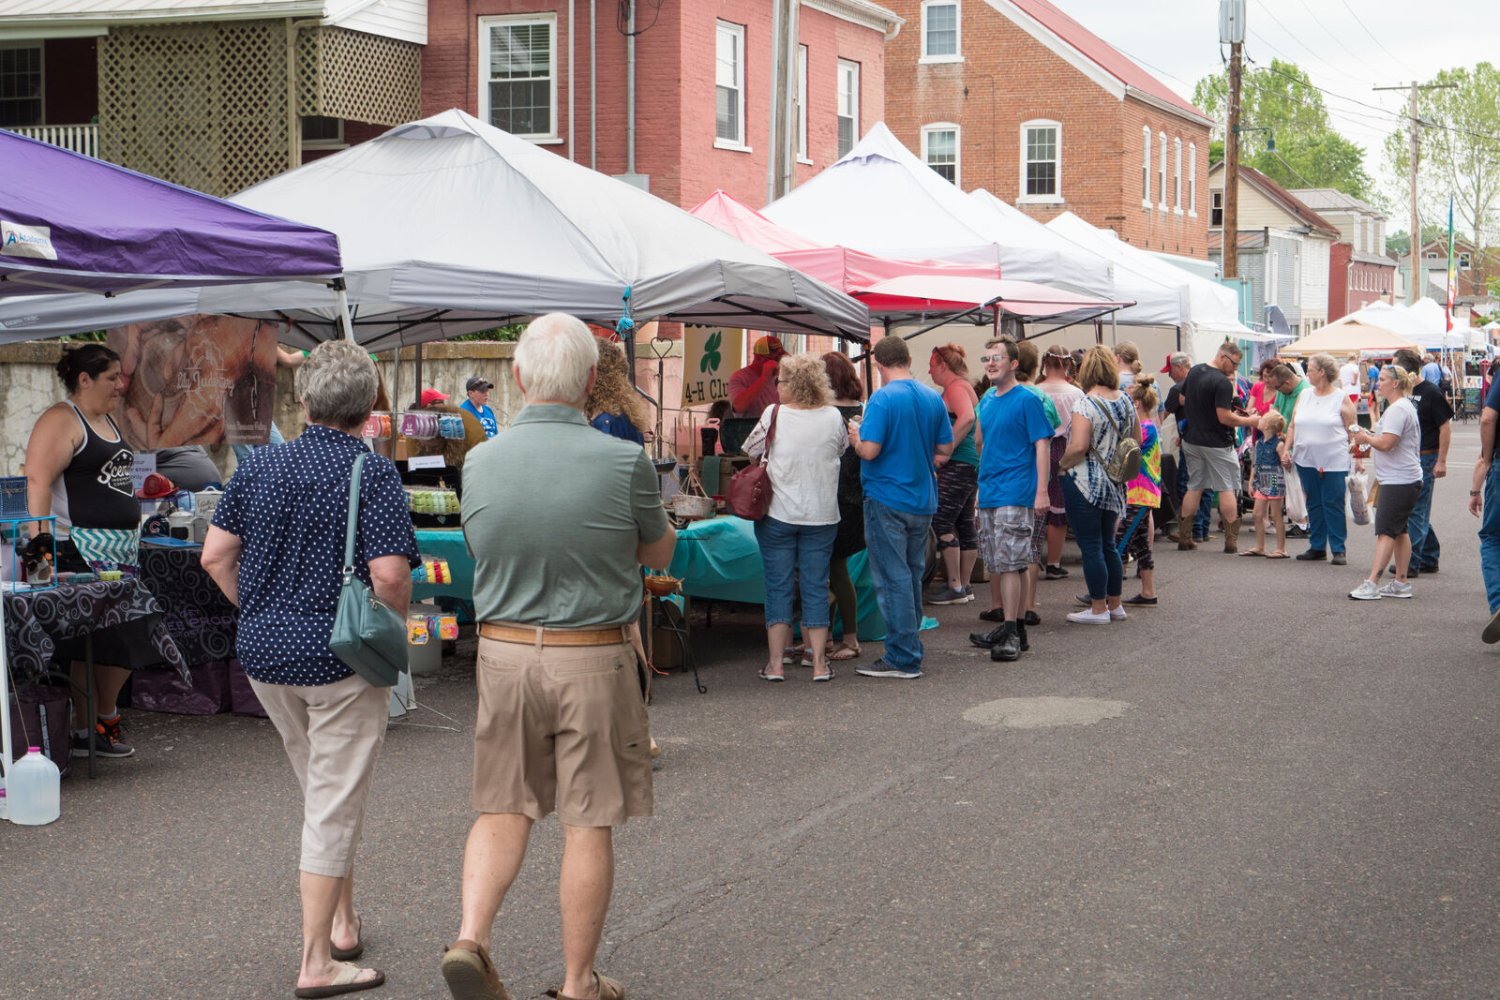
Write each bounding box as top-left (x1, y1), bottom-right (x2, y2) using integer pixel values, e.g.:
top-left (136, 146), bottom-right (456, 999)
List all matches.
top-left (1293, 252), bottom-right (1301, 306)
top-left (1157, 131), bottom-right (1167, 209)
top-left (1211, 190), bottom-right (1223, 227)
top-left (796, 45), bottom-right (809, 162)
top-left (479, 15), bottom-right (557, 140)
top-left (1187, 143), bottom-right (1197, 215)
top-left (837, 60), bottom-right (860, 157)
top-left (301, 116), bottom-right (344, 148)
top-left (1021, 120), bottom-right (1060, 200)
top-left (1141, 127), bottom-right (1151, 206)
top-left (0, 43), bottom-right (42, 128)
top-left (716, 21), bottom-right (746, 147)
top-left (922, 124), bottom-right (959, 184)
top-left (1267, 251), bottom-right (1278, 304)
top-left (1172, 138), bottom-right (1182, 212)
top-left (1460, 251), bottom-right (1472, 269)
top-left (921, 1), bottom-right (960, 60)
top-left (1425, 251), bottom-right (1439, 259)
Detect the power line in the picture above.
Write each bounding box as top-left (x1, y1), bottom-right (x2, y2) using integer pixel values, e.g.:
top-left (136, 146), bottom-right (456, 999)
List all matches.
top-left (1247, 0), bottom-right (1370, 86)
top-left (1281, 0), bottom-right (1369, 72)
top-left (1333, 0), bottom-right (1420, 77)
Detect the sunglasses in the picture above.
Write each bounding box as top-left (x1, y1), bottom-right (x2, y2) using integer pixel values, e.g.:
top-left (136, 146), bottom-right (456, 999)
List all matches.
top-left (979, 354), bottom-right (1007, 364)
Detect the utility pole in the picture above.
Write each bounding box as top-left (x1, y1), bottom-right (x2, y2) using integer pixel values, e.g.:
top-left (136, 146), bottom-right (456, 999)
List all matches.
top-left (1374, 80), bottom-right (1457, 303)
top-left (1218, 0), bottom-right (1246, 279)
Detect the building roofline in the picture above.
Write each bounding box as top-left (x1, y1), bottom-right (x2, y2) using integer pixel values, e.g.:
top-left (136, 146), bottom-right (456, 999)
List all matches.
top-left (802, 0), bottom-right (904, 36)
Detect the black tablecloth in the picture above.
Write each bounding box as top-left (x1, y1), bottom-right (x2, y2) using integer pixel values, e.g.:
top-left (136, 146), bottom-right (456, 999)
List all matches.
top-left (3, 579), bottom-right (186, 683)
top-left (138, 545), bottom-right (237, 665)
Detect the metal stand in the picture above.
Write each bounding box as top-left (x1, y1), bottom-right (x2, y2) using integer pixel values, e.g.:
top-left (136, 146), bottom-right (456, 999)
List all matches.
top-left (648, 593), bottom-right (704, 694)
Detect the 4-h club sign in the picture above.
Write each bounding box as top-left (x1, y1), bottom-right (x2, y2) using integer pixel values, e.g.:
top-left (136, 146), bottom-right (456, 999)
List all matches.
top-left (681, 327), bottom-right (743, 407)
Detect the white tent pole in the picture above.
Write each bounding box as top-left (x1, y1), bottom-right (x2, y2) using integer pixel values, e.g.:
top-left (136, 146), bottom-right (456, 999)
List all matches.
top-left (335, 280), bottom-right (355, 342)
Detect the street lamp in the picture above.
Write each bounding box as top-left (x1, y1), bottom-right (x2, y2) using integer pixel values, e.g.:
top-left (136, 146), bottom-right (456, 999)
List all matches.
top-left (1233, 125), bottom-right (1275, 153)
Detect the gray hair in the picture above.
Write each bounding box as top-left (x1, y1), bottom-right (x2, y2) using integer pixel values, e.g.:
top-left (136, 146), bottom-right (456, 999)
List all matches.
top-left (296, 340), bottom-right (377, 430)
top-left (515, 313), bottom-right (598, 403)
top-left (1307, 353), bottom-right (1340, 386)
top-left (1168, 351), bottom-right (1190, 370)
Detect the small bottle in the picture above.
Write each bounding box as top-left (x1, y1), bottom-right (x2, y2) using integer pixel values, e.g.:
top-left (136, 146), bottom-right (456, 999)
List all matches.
top-left (8, 746), bottom-right (61, 826)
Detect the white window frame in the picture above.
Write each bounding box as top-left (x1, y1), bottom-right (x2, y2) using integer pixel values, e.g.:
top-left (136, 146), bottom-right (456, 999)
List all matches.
top-left (478, 13), bottom-right (560, 143)
top-left (1019, 119), bottom-right (1062, 204)
top-left (1187, 142), bottom-right (1197, 215)
top-left (300, 116), bottom-right (346, 150)
top-left (921, 123), bottom-right (960, 185)
top-left (1141, 127), bottom-right (1151, 207)
top-left (920, 1), bottom-right (962, 63)
top-left (837, 59), bottom-right (860, 158)
top-left (1211, 189), bottom-right (1223, 227)
top-left (1268, 251), bottom-right (1279, 304)
top-left (1460, 251), bottom-right (1472, 270)
top-left (1293, 251), bottom-right (1301, 306)
top-left (796, 44), bottom-right (811, 164)
top-left (1172, 137), bottom-right (1182, 213)
top-left (715, 21), bottom-right (749, 151)
top-left (0, 40), bottom-right (44, 129)
top-left (1157, 130), bottom-right (1168, 210)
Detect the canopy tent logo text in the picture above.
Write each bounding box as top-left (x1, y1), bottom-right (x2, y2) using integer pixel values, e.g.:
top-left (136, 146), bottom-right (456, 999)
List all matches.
top-left (0, 221), bottom-right (57, 260)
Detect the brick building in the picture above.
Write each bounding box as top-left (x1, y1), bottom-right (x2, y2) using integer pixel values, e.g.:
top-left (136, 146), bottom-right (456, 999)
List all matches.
top-left (423, 1), bottom-right (899, 210)
top-left (1290, 188), bottom-right (1396, 321)
top-left (880, 0), bottom-right (1213, 256)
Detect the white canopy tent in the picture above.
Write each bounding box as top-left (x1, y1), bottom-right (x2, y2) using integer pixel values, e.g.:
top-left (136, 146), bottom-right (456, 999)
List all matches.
top-left (0, 110), bottom-right (870, 348)
top-left (1044, 211), bottom-right (1265, 354)
top-left (963, 190), bottom-right (1114, 298)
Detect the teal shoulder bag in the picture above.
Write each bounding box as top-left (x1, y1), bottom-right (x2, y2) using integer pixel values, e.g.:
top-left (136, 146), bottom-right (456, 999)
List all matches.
top-left (328, 452), bottom-right (407, 687)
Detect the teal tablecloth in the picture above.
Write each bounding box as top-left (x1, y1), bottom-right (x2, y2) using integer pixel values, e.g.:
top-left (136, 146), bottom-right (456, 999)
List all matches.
top-left (415, 520), bottom-right (936, 643)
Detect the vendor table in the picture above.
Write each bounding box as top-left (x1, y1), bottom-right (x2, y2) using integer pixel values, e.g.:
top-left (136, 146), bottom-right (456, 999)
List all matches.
top-left (3, 578), bottom-right (185, 777)
top-left (138, 542), bottom-right (238, 665)
top-left (412, 528), bottom-right (474, 605)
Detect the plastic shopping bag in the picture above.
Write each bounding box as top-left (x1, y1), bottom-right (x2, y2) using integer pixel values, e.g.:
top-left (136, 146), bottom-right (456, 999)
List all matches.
top-left (1348, 470), bottom-right (1370, 526)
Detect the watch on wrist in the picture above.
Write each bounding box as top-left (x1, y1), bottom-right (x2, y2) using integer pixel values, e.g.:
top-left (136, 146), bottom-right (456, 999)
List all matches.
top-left (1472, 490), bottom-right (1482, 497)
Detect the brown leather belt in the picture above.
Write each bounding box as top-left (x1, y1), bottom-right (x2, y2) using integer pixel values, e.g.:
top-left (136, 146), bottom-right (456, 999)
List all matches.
top-left (479, 622), bottom-right (628, 647)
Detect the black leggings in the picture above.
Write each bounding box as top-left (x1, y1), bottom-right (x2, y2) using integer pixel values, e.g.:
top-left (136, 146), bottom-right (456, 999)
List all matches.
top-left (933, 462), bottom-right (979, 550)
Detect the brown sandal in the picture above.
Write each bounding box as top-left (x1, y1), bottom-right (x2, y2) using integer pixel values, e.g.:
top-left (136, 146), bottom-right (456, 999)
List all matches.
top-left (826, 643), bottom-right (861, 661)
top-left (548, 971), bottom-right (624, 1000)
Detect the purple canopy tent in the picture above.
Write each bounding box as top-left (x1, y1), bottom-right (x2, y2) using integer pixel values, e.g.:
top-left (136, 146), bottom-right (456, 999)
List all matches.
top-left (0, 129), bottom-right (346, 798)
top-left (0, 128), bottom-right (342, 297)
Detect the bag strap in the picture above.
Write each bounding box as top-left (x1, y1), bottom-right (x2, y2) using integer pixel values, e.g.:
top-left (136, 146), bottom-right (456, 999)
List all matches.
top-left (761, 404), bottom-right (781, 464)
top-left (343, 451), bottom-right (366, 579)
top-left (1088, 395), bottom-right (1132, 451)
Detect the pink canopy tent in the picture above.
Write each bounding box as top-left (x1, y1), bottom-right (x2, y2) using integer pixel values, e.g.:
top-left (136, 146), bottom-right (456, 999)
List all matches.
top-left (689, 190), bottom-right (1000, 297)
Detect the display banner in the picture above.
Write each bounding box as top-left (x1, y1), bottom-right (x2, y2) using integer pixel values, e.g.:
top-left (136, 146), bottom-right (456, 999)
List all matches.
top-left (680, 327), bottom-right (743, 407)
top-left (108, 314), bottom-right (281, 447)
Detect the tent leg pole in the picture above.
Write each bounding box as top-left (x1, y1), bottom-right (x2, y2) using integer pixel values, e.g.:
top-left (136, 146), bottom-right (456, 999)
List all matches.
top-left (412, 341), bottom-right (424, 409)
top-left (335, 281), bottom-right (355, 342)
top-left (390, 340), bottom-right (402, 450)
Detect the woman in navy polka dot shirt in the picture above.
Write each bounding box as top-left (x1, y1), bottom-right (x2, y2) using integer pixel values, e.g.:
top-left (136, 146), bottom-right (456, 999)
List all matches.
top-left (203, 340), bottom-right (418, 998)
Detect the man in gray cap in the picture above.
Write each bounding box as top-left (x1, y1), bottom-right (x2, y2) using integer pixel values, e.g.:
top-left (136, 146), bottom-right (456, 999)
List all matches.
top-left (461, 375), bottom-right (499, 438)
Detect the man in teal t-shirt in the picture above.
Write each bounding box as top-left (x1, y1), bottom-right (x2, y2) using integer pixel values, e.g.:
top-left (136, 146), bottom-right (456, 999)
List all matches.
top-left (848, 337), bottom-right (953, 679)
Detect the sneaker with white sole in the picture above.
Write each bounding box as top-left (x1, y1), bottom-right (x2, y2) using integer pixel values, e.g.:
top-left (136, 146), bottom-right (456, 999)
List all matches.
top-left (1348, 580), bottom-right (1382, 601)
top-left (1066, 609), bottom-right (1111, 625)
top-left (1378, 580), bottom-right (1413, 599)
top-left (1108, 606), bottom-right (1127, 621)
top-left (927, 587), bottom-right (973, 606)
top-left (855, 659), bottom-right (923, 679)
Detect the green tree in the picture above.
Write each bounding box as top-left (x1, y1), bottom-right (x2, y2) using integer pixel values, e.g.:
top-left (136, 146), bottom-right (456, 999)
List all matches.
top-left (1193, 59), bottom-right (1373, 198)
top-left (1382, 63), bottom-right (1500, 246)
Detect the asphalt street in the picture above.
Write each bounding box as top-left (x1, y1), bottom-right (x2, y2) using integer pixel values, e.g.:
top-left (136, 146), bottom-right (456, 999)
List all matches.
top-left (3, 423), bottom-right (1498, 1000)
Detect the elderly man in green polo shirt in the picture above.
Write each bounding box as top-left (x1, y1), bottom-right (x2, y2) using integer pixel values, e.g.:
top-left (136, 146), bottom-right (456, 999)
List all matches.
top-left (440, 313), bottom-right (676, 1000)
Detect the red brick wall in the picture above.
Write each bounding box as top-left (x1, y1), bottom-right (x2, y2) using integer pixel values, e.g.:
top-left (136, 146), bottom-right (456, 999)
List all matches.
top-left (1329, 241), bottom-right (1351, 320)
top-left (882, 0), bottom-right (1209, 256)
top-left (421, 2), bottom-right (888, 211)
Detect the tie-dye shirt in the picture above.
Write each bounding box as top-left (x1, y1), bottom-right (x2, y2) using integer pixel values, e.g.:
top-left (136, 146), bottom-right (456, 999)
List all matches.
top-left (1126, 420), bottom-right (1161, 508)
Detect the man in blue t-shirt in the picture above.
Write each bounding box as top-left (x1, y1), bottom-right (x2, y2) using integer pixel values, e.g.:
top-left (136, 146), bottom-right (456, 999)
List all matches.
top-left (967, 337), bottom-right (1053, 663)
top-left (848, 336), bottom-right (953, 679)
top-left (459, 375), bottom-right (500, 437)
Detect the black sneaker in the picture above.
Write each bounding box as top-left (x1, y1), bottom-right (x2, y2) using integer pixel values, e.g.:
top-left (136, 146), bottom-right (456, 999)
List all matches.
top-left (71, 722), bottom-right (134, 759)
top-left (855, 659), bottom-right (922, 679)
top-left (1420, 562), bottom-right (1439, 574)
top-left (1295, 550), bottom-right (1326, 562)
top-left (989, 624), bottom-right (1021, 662)
top-left (1330, 553), bottom-right (1347, 566)
top-left (1286, 525), bottom-right (1309, 539)
top-left (978, 607), bottom-right (1006, 622)
top-left (1023, 611), bottom-right (1041, 627)
top-left (1044, 564), bottom-right (1069, 580)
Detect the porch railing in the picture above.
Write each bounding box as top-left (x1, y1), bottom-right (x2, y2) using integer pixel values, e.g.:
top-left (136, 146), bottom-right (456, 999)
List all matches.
top-left (8, 123), bottom-right (98, 158)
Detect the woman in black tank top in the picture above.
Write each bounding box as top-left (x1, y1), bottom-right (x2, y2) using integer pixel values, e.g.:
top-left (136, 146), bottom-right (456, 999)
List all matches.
top-left (22, 344), bottom-right (140, 758)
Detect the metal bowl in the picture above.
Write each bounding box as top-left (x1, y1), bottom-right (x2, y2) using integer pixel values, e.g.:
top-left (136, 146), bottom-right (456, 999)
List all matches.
top-left (653, 459), bottom-right (679, 475)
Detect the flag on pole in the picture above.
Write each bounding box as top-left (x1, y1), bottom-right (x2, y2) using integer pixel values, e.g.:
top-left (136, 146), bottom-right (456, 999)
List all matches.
top-left (1446, 195), bottom-right (1456, 332)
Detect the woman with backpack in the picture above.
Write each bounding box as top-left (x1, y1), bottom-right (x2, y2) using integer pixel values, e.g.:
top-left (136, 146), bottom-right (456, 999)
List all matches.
top-left (1058, 346), bottom-right (1142, 625)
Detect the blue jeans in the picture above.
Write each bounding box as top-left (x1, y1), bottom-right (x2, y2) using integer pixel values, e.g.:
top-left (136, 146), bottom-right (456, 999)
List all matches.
top-left (1481, 464), bottom-right (1500, 612)
top-left (230, 420), bottom-right (287, 464)
top-left (753, 516), bottom-right (837, 629)
top-left (862, 497), bottom-right (930, 672)
top-left (1404, 452), bottom-right (1441, 571)
top-left (1295, 465), bottom-right (1348, 555)
top-left (1060, 476), bottom-right (1122, 601)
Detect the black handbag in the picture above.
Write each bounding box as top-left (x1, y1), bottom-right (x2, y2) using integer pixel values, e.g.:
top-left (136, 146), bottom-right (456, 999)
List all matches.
top-left (327, 452), bottom-right (407, 687)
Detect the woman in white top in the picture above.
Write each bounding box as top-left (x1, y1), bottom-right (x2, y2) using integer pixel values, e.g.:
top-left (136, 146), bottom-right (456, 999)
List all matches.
top-left (1038, 346), bottom-right (1085, 577)
top-left (744, 354), bottom-right (847, 682)
top-left (1281, 353), bottom-right (1356, 565)
top-left (1347, 365), bottom-right (1424, 600)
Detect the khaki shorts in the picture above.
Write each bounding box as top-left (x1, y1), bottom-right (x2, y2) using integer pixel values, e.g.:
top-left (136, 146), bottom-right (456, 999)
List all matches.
top-left (472, 635), bottom-right (653, 828)
top-left (1182, 442), bottom-right (1241, 493)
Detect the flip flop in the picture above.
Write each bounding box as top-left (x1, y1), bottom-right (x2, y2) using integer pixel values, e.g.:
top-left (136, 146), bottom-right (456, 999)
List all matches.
top-left (293, 962), bottom-right (385, 999)
top-left (1237, 550), bottom-right (1265, 557)
top-left (758, 667), bottom-right (785, 682)
top-left (330, 916), bottom-right (362, 961)
top-left (812, 667), bottom-right (835, 682)
top-left (827, 644), bottom-right (861, 661)
top-left (1265, 551), bottom-right (1290, 559)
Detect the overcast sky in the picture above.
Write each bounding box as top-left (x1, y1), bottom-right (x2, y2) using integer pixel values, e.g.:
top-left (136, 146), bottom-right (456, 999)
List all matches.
top-left (1048, 0), bottom-right (1494, 191)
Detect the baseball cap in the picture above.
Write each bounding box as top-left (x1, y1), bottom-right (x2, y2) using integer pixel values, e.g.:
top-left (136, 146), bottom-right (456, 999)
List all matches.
top-left (466, 375), bottom-right (493, 393)
top-left (420, 387), bottom-right (449, 406)
top-left (752, 335), bottom-right (786, 358)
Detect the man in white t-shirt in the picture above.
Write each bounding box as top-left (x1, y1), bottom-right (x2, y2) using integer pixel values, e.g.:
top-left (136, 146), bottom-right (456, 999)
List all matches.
top-left (1338, 354), bottom-right (1361, 398)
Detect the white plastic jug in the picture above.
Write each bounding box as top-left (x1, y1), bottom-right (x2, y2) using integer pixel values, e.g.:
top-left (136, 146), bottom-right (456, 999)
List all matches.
top-left (8, 747), bottom-right (60, 826)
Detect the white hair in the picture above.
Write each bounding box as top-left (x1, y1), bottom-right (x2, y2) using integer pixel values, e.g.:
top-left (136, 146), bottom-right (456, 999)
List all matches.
top-left (515, 313), bottom-right (598, 403)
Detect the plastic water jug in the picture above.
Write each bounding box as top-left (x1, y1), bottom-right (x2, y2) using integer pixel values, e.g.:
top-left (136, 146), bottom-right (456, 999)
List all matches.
top-left (8, 747), bottom-right (60, 825)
